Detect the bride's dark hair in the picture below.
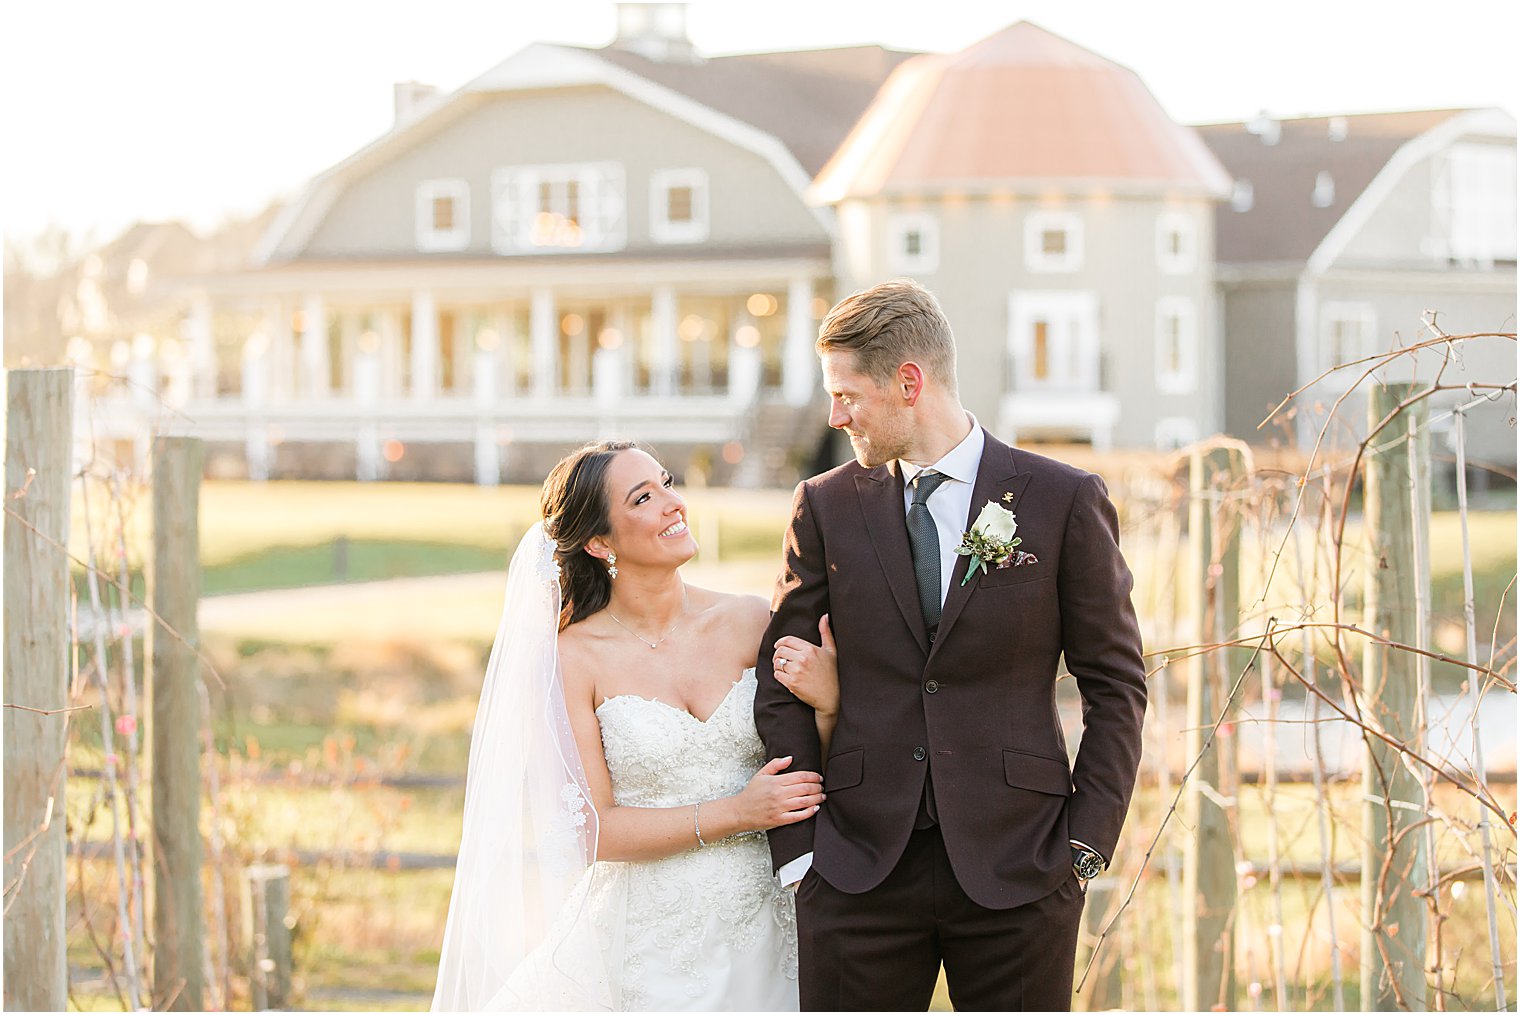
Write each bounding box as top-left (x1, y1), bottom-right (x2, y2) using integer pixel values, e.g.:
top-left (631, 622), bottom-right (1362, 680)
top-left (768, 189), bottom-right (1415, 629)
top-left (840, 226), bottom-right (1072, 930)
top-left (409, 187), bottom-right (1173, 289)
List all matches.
top-left (541, 439), bottom-right (639, 631)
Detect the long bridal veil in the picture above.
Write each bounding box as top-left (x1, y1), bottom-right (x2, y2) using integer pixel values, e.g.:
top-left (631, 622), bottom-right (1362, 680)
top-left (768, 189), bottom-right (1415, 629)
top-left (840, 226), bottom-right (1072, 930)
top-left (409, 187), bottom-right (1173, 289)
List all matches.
top-left (431, 522), bottom-right (620, 1011)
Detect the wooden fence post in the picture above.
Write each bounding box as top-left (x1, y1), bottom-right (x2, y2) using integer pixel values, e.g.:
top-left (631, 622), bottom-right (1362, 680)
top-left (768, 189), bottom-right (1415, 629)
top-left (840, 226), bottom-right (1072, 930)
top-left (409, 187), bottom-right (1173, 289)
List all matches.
top-left (1182, 443), bottom-right (1245, 1012)
top-left (2, 368), bottom-right (74, 1012)
top-left (150, 436), bottom-right (206, 1011)
top-left (1360, 384), bottom-right (1429, 1010)
top-left (245, 864), bottom-right (293, 1011)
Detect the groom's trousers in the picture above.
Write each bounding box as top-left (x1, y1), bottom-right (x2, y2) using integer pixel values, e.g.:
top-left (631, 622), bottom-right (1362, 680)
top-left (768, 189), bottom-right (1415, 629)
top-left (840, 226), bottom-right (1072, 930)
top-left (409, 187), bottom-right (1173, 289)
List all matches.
top-left (795, 826), bottom-right (1086, 1012)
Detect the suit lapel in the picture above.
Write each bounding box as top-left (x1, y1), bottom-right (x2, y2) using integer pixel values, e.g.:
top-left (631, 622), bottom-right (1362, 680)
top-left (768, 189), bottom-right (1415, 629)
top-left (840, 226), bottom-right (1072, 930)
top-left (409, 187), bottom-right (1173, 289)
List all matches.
top-left (931, 435), bottom-right (1025, 653)
top-left (854, 466), bottom-right (930, 655)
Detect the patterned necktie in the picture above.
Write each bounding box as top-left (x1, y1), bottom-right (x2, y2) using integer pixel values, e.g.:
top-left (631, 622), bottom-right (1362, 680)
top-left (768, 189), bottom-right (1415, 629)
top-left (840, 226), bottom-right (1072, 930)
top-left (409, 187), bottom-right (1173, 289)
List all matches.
top-left (906, 470), bottom-right (949, 631)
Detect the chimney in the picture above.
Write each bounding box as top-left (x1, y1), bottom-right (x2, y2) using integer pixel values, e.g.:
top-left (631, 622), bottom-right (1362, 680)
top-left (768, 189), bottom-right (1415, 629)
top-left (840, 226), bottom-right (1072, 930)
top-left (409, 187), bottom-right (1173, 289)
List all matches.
top-left (394, 81), bottom-right (438, 124)
top-left (610, 2), bottom-right (698, 63)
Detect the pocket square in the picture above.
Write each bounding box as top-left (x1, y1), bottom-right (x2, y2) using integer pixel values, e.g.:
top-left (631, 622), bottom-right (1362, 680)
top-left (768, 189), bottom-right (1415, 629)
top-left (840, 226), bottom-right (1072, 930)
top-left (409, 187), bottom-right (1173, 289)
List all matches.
top-left (998, 550), bottom-right (1040, 569)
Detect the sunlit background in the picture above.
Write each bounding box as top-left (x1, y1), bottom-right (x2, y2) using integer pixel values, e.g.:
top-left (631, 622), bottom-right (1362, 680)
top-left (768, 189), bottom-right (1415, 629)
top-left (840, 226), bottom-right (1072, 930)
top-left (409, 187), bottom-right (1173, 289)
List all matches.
top-left (1, 1), bottom-right (1515, 1011)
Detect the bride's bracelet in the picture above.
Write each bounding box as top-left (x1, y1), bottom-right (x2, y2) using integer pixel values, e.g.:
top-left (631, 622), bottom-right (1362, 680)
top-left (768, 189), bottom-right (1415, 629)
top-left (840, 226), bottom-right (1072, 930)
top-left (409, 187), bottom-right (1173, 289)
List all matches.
top-left (693, 801), bottom-right (709, 848)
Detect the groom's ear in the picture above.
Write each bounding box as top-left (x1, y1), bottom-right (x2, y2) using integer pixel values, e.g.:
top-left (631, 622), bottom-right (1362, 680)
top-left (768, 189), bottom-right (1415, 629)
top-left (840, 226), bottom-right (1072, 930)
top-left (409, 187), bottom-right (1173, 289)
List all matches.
top-left (898, 361), bottom-right (926, 406)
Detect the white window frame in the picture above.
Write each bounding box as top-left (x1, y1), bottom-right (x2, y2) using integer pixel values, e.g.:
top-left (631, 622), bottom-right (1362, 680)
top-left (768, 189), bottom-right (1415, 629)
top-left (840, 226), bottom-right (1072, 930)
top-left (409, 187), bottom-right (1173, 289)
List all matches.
top-left (416, 179), bottom-right (470, 252)
top-left (887, 212), bottom-right (940, 275)
top-left (1436, 142), bottom-right (1518, 264)
top-left (1155, 211), bottom-right (1197, 275)
top-left (1007, 290), bottom-right (1100, 393)
top-left (649, 168), bottom-right (709, 244)
top-left (1319, 302), bottom-right (1376, 373)
top-left (491, 163), bottom-right (627, 254)
top-left (1154, 296), bottom-right (1198, 395)
top-left (1023, 211), bottom-right (1083, 272)
top-left (1155, 416), bottom-right (1200, 451)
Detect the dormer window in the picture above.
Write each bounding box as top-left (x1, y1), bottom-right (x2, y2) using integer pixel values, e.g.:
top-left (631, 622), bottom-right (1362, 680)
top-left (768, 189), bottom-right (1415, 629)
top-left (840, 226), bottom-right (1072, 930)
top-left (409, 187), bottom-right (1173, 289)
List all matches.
top-left (1312, 171), bottom-right (1335, 209)
top-left (650, 168), bottom-right (709, 243)
top-left (888, 212), bottom-right (939, 274)
top-left (1024, 211), bottom-right (1083, 272)
top-left (1231, 180), bottom-right (1254, 213)
top-left (493, 163), bottom-right (627, 254)
top-left (416, 179), bottom-right (469, 252)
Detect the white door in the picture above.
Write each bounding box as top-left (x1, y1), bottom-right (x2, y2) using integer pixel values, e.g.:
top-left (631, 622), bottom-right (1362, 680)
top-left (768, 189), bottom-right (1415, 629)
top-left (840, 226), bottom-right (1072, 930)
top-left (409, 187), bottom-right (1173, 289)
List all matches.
top-left (1007, 291), bottom-right (1100, 393)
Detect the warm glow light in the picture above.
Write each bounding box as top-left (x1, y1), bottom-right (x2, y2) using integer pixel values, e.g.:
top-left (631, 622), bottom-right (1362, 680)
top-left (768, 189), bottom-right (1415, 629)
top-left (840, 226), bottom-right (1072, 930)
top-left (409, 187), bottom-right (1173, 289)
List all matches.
top-left (989, 189), bottom-right (1015, 206)
top-left (291, 309), bottom-right (307, 332)
top-left (735, 324), bottom-right (760, 348)
top-left (475, 328), bottom-right (500, 351)
top-left (811, 297), bottom-right (830, 319)
top-left (1088, 188), bottom-right (1113, 208)
top-left (244, 330), bottom-right (269, 359)
top-left (678, 314), bottom-right (706, 342)
top-left (66, 337), bottom-right (94, 364)
top-left (1039, 189), bottom-right (1064, 207)
top-left (110, 340), bottom-right (130, 367)
top-left (598, 327), bottom-right (623, 350)
top-left (131, 332), bottom-right (156, 357)
top-left (383, 439), bottom-right (405, 463)
top-left (940, 189), bottom-right (967, 207)
top-left (561, 313), bottom-right (584, 336)
top-left (746, 293), bottom-right (778, 317)
top-left (721, 441), bottom-right (744, 465)
top-left (357, 330), bottom-right (381, 354)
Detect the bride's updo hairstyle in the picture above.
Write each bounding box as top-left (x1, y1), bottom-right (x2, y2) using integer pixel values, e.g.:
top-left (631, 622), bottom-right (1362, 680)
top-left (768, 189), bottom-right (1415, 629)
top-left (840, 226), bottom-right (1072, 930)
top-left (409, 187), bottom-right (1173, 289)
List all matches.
top-left (541, 439), bottom-right (639, 631)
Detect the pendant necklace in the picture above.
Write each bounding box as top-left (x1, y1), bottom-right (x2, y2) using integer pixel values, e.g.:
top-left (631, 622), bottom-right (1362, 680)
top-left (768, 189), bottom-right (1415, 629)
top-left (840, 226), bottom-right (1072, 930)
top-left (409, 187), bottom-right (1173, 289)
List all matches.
top-left (607, 589), bottom-right (688, 650)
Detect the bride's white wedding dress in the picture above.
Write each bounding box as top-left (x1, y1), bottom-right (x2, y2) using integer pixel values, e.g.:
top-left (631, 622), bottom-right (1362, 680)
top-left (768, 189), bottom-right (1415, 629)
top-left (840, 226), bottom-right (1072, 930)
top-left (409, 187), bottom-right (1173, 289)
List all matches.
top-left (492, 668), bottom-right (799, 1011)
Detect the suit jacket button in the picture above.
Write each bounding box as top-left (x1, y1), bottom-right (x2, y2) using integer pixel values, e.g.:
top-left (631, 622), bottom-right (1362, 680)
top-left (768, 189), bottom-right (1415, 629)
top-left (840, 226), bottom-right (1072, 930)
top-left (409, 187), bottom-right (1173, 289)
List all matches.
top-left (925, 680), bottom-right (939, 694)
top-left (913, 746), bottom-right (927, 761)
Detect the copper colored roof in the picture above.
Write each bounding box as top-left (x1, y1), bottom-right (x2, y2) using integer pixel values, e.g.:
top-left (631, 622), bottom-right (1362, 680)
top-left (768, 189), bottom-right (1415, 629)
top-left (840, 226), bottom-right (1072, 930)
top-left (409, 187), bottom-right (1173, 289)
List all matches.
top-left (811, 21), bottom-right (1231, 201)
top-left (1197, 109), bottom-right (1471, 263)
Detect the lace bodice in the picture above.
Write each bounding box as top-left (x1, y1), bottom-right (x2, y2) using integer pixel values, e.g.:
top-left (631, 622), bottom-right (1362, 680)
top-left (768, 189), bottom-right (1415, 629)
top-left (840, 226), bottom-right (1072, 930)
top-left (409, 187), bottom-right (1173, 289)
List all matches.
top-left (595, 669), bottom-right (766, 809)
top-left (588, 668), bottom-right (797, 1009)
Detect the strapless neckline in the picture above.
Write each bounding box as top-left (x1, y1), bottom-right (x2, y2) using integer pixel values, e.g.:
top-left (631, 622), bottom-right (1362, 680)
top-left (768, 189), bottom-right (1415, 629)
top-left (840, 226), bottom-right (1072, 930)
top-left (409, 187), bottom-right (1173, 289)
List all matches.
top-left (596, 669), bottom-right (755, 725)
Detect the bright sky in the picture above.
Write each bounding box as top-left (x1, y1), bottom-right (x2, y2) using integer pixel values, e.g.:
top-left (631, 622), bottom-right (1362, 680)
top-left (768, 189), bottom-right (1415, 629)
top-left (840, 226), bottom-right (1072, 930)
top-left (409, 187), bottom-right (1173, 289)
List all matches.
top-left (1, 0), bottom-right (1515, 244)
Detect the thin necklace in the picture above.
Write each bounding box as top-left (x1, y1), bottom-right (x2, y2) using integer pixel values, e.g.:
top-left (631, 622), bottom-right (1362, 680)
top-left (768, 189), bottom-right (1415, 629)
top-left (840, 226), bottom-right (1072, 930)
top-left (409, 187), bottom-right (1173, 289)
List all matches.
top-left (606, 591), bottom-right (689, 650)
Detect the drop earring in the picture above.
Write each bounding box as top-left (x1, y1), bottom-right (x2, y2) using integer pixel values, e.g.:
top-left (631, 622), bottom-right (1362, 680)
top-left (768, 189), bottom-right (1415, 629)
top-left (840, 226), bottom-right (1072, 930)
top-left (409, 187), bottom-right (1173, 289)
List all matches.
top-left (606, 551), bottom-right (618, 579)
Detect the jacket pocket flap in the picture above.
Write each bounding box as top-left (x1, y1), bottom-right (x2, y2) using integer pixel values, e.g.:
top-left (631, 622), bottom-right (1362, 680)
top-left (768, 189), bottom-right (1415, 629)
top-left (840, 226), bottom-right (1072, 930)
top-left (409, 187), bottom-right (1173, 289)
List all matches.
top-left (1003, 749), bottom-right (1072, 796)
top-left (824, 747), bottom-right (864, 791)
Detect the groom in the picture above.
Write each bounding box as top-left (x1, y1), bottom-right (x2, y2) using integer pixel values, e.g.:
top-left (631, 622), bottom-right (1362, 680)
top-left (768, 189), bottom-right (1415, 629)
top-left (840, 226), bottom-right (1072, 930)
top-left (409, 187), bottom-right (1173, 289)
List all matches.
top-left (755, 279), bottom-right (1147, 1010)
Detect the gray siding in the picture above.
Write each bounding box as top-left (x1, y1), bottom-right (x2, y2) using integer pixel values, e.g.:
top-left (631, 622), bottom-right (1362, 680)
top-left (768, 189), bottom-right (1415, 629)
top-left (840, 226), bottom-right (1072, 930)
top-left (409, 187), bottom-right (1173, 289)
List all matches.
top-left (837, 194), bottom-right (1220, 449)
top-left (300, 86), bottom-right (829, 259)
top-left (1219, 280), bottom-right (1299, 441)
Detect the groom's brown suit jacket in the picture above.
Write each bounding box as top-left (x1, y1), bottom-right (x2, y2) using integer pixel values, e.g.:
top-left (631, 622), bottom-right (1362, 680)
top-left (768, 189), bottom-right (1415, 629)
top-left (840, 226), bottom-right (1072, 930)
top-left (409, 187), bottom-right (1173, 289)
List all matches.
top-left (755, 432), bottom-right (1147, 910)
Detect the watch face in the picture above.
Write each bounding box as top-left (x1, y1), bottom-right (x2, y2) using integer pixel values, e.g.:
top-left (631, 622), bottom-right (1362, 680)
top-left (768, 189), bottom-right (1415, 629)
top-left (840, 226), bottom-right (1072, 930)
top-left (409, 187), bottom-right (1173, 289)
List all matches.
top-left (1074, 851), bottom-right (1104, 880)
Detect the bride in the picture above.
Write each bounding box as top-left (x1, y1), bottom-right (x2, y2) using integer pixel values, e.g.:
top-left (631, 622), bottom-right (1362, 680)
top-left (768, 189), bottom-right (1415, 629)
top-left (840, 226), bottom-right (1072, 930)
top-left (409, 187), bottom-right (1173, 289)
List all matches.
top-left (431, 440), bottom-right (837, 1011)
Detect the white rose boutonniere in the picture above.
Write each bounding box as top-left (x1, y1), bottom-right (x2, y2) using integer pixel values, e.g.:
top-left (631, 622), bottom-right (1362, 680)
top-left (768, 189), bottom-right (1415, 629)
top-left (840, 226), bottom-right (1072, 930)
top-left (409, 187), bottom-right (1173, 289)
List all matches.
top-left (955, 500), bottom-right (1037, 585)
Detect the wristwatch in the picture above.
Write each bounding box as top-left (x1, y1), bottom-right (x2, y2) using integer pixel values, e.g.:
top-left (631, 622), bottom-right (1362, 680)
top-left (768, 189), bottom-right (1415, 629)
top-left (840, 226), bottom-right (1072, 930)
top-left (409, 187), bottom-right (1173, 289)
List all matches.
top-left (1071, 844), bottom-right (1105, 882)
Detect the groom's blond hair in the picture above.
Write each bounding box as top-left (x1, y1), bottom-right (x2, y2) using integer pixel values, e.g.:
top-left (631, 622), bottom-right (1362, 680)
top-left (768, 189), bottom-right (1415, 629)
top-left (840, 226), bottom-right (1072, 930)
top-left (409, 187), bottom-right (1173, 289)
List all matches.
top-left (816, 279), bottom-right (958, 396)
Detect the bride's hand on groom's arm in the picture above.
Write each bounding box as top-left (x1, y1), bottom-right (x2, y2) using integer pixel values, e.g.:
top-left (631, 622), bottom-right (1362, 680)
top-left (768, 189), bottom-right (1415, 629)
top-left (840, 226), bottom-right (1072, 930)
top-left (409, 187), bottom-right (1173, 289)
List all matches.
top-left (772, 614), bottom-right (838, 717)
top-left (713, 756), bottom-right (824, 834)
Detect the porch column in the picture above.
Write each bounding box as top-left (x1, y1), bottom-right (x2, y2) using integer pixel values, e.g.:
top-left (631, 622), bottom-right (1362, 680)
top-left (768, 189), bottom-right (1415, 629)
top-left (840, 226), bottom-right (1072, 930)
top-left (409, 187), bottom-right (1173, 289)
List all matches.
top-left (651, 286), bottom-right (678, 397)
top-left (268, 302), bottom-right (294, 402)
top-left (184, 292), bottom-right (215, 399)
top-left (490, 310), bottom-right (515, 396)
top-left (411, 290), bottom-right (438, 400)
top-left (530, 287), bottom-right (556, 399)
top-left (299, 294), bottom-right (330, 397)
top-left (473, 327), bottom-right (502, 487)
top-left (377, 309), bottom-right (404, 399)
top-left (336, 310), bottom-right (360, 397)
top-left (729, 314), bottom-right (762, 405)
top-left (783, 276), bottom-right (817, 405)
